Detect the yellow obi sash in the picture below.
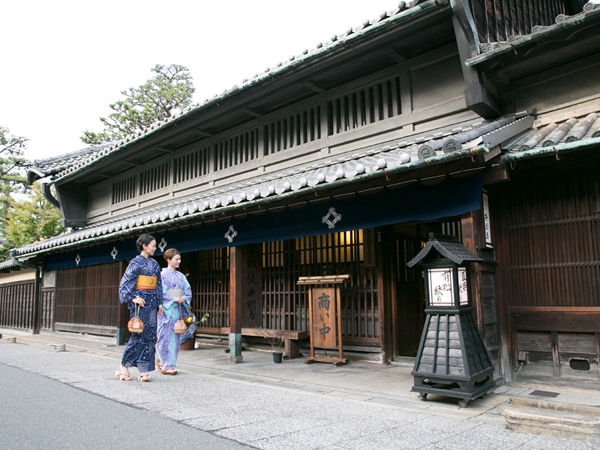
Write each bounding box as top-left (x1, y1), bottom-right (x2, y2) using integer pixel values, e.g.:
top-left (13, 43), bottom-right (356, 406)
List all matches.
top-left (136, 275), bottom-right (157, 290)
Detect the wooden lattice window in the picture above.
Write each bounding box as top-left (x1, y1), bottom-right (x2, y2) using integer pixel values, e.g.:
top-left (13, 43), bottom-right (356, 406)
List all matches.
top-left (263, 106), bottom-right (321, 155)
top-left (55, 263), bottom-right (121, 326)
top-left (214, 129), bottom-right (259, 171)
top-left (504, 166), bottom-right (600, 308)
top-left (174, 145), bottom-right (210, 184)
top-left (139, 161), bottom-right (171, 196)
top-left (112, 175), bottom-right (136, 204)
top-left (193, 247), bottom-right (230, 330)
top-left (469, 0), bottom-right (570, 43)
top-left (263, 230), bottom-right (380, 344)
top-left (327, 76), bottom-right (402, 136)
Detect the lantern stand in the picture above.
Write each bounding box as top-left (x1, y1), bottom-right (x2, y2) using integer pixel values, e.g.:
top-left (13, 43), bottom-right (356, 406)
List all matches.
top-left (407, 233), bottom-right (495, 407)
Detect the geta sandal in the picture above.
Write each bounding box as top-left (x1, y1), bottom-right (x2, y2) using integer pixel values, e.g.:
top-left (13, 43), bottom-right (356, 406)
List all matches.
top-left (138, 373), bottom-right (151, 382)
top-left (115, 370), bottom-right (132, 381)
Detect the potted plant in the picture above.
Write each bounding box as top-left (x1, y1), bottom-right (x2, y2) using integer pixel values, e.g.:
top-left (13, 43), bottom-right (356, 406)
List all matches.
top-left (261, 329), bottom-right (285, 363)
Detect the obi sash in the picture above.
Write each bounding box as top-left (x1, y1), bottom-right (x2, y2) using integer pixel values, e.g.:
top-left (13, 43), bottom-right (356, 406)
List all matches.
top-left (166, 288), bottom-right (183, 298)
top-left (136, 275), bottom-right (157, 290)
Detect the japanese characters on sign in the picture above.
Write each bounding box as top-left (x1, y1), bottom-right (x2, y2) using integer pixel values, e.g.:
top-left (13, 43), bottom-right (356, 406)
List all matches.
top-left (311, 287), bottom-right (337, 348)
top-left (242, 244), bottom-right (262, 327)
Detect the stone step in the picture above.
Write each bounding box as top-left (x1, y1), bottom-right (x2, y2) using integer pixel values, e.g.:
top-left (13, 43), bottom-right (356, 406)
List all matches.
top-left (505, 397), bottom-right (600, 443)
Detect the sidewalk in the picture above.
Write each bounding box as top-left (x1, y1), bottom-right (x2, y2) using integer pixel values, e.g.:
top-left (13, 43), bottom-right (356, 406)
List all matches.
top-left (2, 327), bottom-right (599, 424)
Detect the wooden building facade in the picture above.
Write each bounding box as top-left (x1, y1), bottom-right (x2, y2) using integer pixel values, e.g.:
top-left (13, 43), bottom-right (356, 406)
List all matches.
top-left (3, 0), bottom-right (599, 383)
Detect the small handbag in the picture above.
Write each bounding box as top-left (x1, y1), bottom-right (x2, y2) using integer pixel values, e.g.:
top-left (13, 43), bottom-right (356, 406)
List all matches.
top-left (128, 305), bottom-right (144, 333)
top-left (174, 318), bottom-right (187, 334)
top-left (173, 304), bottom-right (188, 335)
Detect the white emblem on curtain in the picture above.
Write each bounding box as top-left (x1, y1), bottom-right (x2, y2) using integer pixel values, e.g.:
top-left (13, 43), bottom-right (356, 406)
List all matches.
top-left (225, 225), bottom-right (238, 243)
top-left (322, 207), bottom-right (342, 229)
top-left (110, 247), bottom-right (118, 260)
top-left (158, 238), bottom-right (168, 252)
top-left (75, 254), bottom-right (81, 265)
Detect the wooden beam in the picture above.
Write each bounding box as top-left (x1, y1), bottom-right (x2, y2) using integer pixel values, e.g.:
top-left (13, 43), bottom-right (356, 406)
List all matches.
top-left (384, 49), bottom-right (408, 63)
top-left (303, 80), bottom-right (327, 93)
top-left (483, 164), bottom-right (510, 185)
top-left (509, 309), bottom-right (600, 333)
top-left (242, 107), bottom-right (263, 118)
top-left (194, 128), bottom-right (213, 137)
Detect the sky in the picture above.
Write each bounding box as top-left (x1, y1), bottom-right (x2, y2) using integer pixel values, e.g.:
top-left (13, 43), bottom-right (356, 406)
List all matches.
top-left (1, 0), bottom-right (403, 162)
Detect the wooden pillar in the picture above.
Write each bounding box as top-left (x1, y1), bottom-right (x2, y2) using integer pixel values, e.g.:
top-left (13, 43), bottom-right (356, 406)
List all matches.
top-left (116, 261), bottom-right (128, 345)
top-left (551, 331), bottom-right (561, 377)
top-left (461, 211), bottom-right (485, 334)
top-left (378, 226), bottom-right (394, 363)
top-left (228, 244), bottom-right (262, 363)
top-left (32, 267), bottom-right (41, 335)
top-left (596, 333), bottom-right (600, 379)
top-left (229, 246), bottom-right (244, 363)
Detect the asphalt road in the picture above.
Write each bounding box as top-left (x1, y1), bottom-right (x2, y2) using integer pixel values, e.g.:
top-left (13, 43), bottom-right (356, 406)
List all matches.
top-left (0, 363), bottom-right (252, 450)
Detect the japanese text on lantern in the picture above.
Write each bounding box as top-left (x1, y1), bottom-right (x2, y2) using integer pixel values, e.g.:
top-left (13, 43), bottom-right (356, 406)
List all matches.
top-left (311, 287), bottom-right (337, 348)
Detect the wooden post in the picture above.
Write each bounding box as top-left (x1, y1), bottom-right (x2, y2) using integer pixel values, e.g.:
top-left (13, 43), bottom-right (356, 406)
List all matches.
top-left (116, 261), bottom-right (128, 345)
top-left (32, 267), bottom-right (41, 335)
top-left (229, 246), bottom-right (244, 363)
top-left (298, 275), bottom-right (350, 366)
top-left (596, 333), bottom-right (600, 379)
top-left (551, 331), bottom-right (561, 377)
top-left (228, 243), bottom-right (262, 363)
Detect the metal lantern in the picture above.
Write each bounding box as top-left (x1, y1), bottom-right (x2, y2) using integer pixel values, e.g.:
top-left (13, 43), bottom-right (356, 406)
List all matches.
top-left (407, 233), bottom-right (495, 407)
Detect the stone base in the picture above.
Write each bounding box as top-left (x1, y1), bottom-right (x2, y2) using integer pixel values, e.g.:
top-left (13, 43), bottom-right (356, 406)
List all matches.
top-left (228, 355), bottom-right (243, 363)
top-left (505, 398), bottom-right (600, 444)
top-left (47, 343), bottom-right (66, 352)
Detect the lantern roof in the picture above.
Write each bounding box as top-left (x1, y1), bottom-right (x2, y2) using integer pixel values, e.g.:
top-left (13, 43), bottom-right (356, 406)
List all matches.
top-left (407, 233), bottom-right (482, 267)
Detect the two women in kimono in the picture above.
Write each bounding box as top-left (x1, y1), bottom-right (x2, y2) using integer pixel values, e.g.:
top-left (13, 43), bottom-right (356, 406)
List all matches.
top-left (156, 248), bottom-right (192, 375)
top-left (116, 234), bottom-right (191, 381)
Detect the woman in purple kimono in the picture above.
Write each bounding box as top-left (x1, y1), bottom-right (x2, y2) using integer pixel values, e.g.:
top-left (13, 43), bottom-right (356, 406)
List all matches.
top-left (156, 248), bottom-right (192, 375)
top-left (115, 234), bottom-right (163, 382)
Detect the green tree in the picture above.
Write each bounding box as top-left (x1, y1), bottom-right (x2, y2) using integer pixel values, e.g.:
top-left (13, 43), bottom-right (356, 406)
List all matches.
top-left (0, 126), bottom-right (32, 260)
top-left (2, 182), bottom-right (65, 255)
top-left (0, 126), bottom-right (30, 207)
top-left (81, 64), bottom-right (195, 145)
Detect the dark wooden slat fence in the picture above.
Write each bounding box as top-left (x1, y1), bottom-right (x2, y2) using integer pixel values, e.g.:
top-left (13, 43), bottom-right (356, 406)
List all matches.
top-left (0, 281), bottom-right (36, 330)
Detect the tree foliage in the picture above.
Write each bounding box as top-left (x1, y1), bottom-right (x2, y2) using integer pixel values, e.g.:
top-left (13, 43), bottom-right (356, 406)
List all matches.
top-left (2, 182), bottom-right (65, 255)
top-left (81, 64), bottom-right (195, 145)
top-left (0, 126), bottom-right (32, 260)
top-left (0, 126), bottom-right (30, 205)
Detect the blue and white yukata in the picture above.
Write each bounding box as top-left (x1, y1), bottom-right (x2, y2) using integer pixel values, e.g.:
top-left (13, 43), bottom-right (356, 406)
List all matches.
top-left (156, 268), bottom-right (192, 370)
top-left (119, 255), bottom-right (163, 374)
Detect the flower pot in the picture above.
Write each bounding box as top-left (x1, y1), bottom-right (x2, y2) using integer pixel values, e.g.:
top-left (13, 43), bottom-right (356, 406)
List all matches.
top-left (272, 351), bottom-right (283, 363)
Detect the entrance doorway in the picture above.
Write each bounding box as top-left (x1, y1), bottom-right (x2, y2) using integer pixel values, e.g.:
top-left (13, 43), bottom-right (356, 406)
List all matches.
top-left (392, 220), bottom-right (461, 358)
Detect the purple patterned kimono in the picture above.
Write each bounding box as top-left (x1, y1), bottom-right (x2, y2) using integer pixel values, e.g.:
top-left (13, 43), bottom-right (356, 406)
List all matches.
top-left (119, 255), bottom-right (163, 374)
top-left (156, 268), bottom-right (192, 370)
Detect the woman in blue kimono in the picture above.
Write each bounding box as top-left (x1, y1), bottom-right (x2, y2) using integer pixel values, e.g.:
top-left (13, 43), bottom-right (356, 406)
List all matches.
top-left (156, 248), bottom-right (192, 375)
top-left (115, 234), bottom-right (163, 382)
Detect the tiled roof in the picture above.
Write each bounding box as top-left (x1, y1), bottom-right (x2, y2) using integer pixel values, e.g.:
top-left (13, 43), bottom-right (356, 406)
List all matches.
top-left (407, 234), bottom-right (483, 267)
top-left (29, 0), bottom-right (446, 183)
top-left (504, 110), bottom-right (600, 154)
top-left (0, 259), bottom-right (28, 272)
top-left (466, 2), bottom-right (600, 66)
top-left (14, 113), bottom-right (527, 258)
top-left (28, 143), bottom-right (112, 183)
